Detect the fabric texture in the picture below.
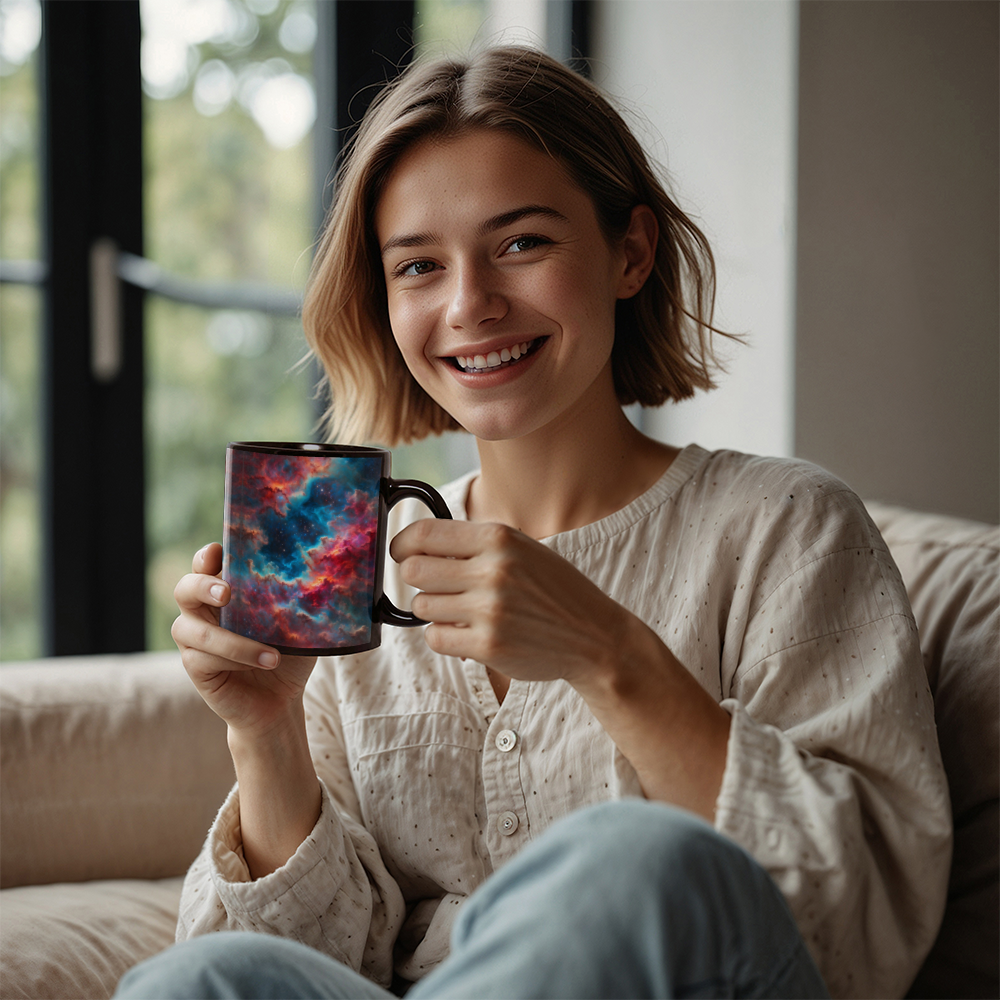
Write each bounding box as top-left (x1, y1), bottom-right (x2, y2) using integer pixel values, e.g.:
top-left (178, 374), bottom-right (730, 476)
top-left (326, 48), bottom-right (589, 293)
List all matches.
top-left (0, 878), bottom-right (183, 1000)
top-left (119, 801), bottom-right (830, 999)
top-left (177, 445), bottom-right (951, 999)
top-left (866, 502), bottom-right (999, 999)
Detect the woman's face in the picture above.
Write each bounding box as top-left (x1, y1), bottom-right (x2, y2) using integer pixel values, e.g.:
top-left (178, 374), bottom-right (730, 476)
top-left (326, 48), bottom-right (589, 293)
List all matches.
top-left (374, 129), bottom-right (637, 443)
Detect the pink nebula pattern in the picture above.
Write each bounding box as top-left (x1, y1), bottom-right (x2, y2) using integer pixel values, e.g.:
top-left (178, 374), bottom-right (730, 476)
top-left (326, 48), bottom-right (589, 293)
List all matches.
top-left (221, 451), bottom-right (383, 651)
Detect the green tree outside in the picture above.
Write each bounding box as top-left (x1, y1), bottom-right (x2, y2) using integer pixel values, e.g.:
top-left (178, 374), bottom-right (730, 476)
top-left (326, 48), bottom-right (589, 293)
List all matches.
top-left (0, 0), bottom-right (42, 661)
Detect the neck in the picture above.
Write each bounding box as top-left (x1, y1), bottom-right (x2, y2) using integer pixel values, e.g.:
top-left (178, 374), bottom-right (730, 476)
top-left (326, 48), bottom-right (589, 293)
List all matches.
top-left (467, 393), bottom-right (679, 539)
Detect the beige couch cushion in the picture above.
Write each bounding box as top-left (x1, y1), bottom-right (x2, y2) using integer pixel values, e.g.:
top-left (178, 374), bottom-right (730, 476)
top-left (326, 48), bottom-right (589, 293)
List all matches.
top-left (0, 652), bottom-right (233, 889)
top-left (867, 503), bottom-right (999, 999)
top-left (0, 878), bottom-right (183, 1000)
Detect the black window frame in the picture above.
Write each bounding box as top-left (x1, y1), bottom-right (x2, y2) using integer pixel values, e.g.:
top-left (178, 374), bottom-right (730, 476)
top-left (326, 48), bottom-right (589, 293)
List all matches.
top-left (3, 0), bottom-right (591, 656)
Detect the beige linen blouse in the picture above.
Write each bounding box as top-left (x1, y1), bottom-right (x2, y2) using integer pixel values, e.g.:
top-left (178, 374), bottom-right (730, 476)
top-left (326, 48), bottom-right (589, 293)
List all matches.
top-left (177, 445), bottom-right (951, 999)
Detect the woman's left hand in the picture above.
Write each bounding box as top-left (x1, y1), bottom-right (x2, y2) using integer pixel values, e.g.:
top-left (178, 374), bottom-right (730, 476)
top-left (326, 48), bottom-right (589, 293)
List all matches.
top-left (390, 518), bottom-right (630, 688)
top-left (392, 517), bottom-right (731, 820)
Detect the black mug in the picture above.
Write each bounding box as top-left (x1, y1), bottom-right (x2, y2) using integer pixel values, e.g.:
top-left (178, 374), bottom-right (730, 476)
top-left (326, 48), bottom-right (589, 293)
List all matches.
top-left (220, 442), bottom-right (452, 655)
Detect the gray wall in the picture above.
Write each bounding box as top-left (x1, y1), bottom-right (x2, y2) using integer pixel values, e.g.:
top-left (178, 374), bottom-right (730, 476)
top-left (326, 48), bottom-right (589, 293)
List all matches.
top-left (794, 1), bottom-right (999, 522)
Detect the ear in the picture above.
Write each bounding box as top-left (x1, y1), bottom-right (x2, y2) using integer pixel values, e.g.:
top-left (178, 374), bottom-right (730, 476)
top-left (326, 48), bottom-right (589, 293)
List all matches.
top-left (616, 204), bottom-right (659, 300)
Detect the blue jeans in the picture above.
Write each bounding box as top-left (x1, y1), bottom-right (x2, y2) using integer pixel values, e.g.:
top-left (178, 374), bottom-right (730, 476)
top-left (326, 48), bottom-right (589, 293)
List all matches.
top-left (116, 801), bottom-right (829, 999)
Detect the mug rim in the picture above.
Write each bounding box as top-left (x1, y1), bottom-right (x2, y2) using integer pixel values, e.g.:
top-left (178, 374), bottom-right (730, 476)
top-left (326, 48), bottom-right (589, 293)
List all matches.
top-left (227, 441), bottom-right (389, 458)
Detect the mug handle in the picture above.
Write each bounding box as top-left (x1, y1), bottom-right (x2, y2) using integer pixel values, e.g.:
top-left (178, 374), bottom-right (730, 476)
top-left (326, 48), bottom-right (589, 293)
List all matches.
top-left (377, 478), bottom-right (453, 627)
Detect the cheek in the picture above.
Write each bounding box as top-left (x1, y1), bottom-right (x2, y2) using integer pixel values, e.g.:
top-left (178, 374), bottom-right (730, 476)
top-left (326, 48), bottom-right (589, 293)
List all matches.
top-left (549, 267), bottom-right (617, 344)
top-left (386, 299), bottom-right (429, 364)
top-left (386, 306), bottom-right (448, 400)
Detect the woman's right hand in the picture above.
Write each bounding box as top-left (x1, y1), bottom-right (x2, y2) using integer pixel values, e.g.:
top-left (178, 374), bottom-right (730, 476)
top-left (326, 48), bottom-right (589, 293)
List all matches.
top-left (171, 542), bottom-right (318, 740)
top-left (173, 543), bottom-right (323, 878)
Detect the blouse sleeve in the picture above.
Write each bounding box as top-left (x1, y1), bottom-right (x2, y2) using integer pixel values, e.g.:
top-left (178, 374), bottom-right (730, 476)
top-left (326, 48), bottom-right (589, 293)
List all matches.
top-left (175, 661), bottom-right (406, 989)
top-left (713, 484), bottom-right (952, 999)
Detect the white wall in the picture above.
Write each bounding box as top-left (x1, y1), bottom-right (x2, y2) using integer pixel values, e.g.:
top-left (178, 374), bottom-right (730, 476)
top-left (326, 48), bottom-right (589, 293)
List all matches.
top-left (592, 0), bottom-right (799, 458)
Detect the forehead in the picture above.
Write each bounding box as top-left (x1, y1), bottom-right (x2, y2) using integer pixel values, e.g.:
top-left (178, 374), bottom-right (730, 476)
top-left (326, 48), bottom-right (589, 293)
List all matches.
top-left (374, 130), bottom-right (594, 236)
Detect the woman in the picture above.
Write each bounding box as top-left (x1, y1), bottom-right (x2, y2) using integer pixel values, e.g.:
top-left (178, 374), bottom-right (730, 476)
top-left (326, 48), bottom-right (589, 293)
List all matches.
top-left (117, 46), bottom-right (950, 1000)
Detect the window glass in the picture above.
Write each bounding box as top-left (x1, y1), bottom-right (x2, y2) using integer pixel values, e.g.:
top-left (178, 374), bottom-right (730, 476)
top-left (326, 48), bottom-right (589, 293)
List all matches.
top-left (141, 0), bottom-right (317, 286)
top-left (414, 0), bottom-right (549, 55)
top-left (0, 286), bottom-right (42, 661)
top-left (145, 301), bottom-right (314, 646)
top-left (141, 0), bottom-right (318, 649)
top-left (415, 0), bottom-right (489, 54)
top-left (0, 0), bottom-right (42, 660)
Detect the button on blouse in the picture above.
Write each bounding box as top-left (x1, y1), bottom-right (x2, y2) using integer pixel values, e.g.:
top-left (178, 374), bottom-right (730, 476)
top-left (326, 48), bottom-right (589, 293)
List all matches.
top-left (495, 729), bottom-right (518, 752)
top-left (497, 811), bottom-right (519, 836)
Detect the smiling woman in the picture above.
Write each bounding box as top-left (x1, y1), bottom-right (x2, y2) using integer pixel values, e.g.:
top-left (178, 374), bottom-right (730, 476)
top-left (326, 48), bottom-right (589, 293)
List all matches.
top-left (115, 42), bottom-right (954, 1000)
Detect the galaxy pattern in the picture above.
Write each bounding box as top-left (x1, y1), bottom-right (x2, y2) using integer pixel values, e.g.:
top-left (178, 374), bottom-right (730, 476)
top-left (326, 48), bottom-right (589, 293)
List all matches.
top-left (222, 450), bottom-right (383, 651)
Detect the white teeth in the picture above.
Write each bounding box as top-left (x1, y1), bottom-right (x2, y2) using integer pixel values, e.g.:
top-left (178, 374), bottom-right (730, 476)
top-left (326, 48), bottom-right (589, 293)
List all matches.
top-left (456, 339), bottom-right (536, 372)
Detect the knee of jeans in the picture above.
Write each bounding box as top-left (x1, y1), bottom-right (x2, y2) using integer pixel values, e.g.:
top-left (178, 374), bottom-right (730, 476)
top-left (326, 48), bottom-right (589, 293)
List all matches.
top-left (556, 800), bottom-right (718, 856)
top-left (117, 932), bottom-right (302, 999)
top-left (555, 800), bottom-right (765, 899)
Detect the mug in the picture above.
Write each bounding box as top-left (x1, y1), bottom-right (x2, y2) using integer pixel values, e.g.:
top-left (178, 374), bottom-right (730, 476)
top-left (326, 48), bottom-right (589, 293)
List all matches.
top-left (220, 442), bottom-right (452, 655)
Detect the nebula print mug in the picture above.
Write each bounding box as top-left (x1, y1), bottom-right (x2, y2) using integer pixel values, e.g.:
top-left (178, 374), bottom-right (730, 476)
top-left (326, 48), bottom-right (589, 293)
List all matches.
top-left (220, 442), bottom-right (452, 656)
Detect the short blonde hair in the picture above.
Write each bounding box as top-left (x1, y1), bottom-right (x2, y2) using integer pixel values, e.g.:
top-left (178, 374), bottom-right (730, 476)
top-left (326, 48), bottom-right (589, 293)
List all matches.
top-left (303, 45), bottom-right (733, 446)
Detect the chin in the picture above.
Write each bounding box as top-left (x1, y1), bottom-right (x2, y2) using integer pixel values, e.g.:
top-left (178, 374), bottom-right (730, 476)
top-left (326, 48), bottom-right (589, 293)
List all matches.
top-left (456, 413), bottom-right (549, 444)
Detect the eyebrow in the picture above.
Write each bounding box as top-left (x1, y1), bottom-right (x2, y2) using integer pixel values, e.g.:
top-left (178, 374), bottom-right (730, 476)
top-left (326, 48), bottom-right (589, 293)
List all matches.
top-left (379, 204), bottom-right (569, 257)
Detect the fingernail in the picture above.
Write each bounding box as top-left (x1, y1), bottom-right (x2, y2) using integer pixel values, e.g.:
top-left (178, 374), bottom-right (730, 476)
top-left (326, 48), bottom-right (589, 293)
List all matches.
top-left (210, 584), bottom-right (226, 603)
top-left (258, 651), bottom-right (279, 668)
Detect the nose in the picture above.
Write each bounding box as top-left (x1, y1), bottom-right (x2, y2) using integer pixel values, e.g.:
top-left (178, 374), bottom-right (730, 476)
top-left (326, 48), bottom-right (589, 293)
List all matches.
top-left (445, 262), bottom-right (508, 332)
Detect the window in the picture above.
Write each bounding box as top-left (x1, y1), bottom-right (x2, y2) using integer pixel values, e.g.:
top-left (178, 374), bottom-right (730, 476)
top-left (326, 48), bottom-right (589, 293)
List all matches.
top-left (0, 0), bottom-right (42, 660)
top-left (0, 0), bottom-right (589, 659)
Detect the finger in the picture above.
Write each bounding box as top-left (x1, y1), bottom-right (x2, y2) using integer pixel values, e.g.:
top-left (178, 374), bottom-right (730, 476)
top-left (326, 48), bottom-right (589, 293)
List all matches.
top-left (192, 542), bottom-right (223, 575)
top-left (391, 519), bottom-right (513, 563)
top-left (423, 622), bottom-right (482, 660)
top-left (399, 553), bottom-right (473, 594)
top-left (178, 645), bottom-right (277, 681)
top-left (174, 572), bottom-right (230, 612)
top-left (172, 611), bottom-right (280, 670)
top-left (410, 589), bottom-right (477, 625)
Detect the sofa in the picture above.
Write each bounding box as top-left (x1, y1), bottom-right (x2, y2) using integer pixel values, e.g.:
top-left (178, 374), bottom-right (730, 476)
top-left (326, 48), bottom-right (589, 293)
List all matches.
top-left (0, 651), bottom-right (235, 999)
top-left (1, 503), bottom-right (997, 1000)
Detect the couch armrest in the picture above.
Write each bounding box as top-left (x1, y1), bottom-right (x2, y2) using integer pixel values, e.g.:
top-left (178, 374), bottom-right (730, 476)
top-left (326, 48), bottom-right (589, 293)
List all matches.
top-left (0, 651), bottom-right (233, 889)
